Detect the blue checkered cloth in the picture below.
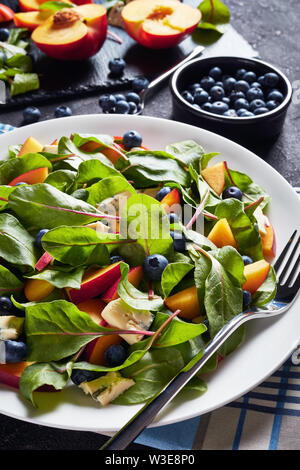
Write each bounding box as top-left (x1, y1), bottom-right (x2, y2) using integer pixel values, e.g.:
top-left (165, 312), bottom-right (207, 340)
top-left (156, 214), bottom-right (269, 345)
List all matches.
top-left (0, 123), bottom-right (299, 450)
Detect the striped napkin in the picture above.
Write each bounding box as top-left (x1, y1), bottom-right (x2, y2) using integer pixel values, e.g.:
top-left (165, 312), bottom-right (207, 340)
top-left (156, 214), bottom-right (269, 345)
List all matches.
top-left (0, 124), bottom-right (299, 450)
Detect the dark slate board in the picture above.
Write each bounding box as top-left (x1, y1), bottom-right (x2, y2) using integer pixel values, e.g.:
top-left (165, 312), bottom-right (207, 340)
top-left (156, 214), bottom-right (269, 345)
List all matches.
top-left (0, 0), bottom-right (257, 109)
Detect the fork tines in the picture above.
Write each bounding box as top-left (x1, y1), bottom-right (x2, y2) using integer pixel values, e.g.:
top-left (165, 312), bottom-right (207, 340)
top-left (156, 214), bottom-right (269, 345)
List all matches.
top-left (274, 230), bottom-right (300, 291)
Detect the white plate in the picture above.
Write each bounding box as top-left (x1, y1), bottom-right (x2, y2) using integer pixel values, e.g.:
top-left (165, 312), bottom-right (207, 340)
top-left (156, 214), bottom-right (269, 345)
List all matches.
top-left (0, 114), bottom-right (299, 433)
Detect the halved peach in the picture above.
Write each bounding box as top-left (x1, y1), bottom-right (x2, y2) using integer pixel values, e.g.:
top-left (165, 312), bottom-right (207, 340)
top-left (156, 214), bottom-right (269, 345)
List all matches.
top-left (122, 0), bottom-right (201, 49)
top-left (201, 162), bottom-right (226, 196)
top-left (18, 136), bottom-right (44, 157)
top-left (243, 259), bottom-right (270, 294)
top-left (8, 167), bottom-right (49, 186)
top-left (32, 4), bottom-right (107, 61)
top-left (165, 285), bottom-right (200, 319)
top-left (14, 10), bottom-right (53, 31)
top-left (207, 218), bottom-right (237, 249)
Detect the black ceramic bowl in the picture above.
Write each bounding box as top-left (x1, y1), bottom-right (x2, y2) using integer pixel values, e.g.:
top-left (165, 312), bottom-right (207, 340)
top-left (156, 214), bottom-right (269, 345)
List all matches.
top-left (170, 56), bottom-right (293, 144)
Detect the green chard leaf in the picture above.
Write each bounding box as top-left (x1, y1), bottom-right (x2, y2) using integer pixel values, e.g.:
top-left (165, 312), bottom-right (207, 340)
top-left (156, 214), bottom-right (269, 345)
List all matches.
top-left (25, 265), bottom-right (85, 289)
top-left (0, 265), bottom-right (24, 296)
top-left (0, 153), bottom-right (52, 186)
top-left (161, 262), bottom-right (194, 298)
top-left (165, 140), bottom-right (205, 168)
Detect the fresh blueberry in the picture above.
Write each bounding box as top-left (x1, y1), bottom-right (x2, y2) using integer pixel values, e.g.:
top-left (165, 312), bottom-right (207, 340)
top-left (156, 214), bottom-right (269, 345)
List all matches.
top-left (132, 76), bottom-right (149, 93)
top-left (238, 110), bottom-right (255, 117)
top-left (253, 107), bottom-right (269, 115)
top-left (223, 109), bottom-right (237, 117)
top-left (236, 108), bottom-right (249, 116)
top-left (266, 100), bottom-right (279, 110)
top-left (167, 212), bottom-right (179, 224)
top-left (142, 254), bottom-right (169, 281)
top-left (189, 83), bottom-right (202, 93)
top-left (115, 100), bottom-right (130, 114)
top-left (0, 296), bottom-right (13, 314)
top-left (55, 105), bottom-right (72, 118)
top-left (251, 81), bottom-right (262, 88)
top-left (210, 85), bottom-right (225, 101)
top-left (99, 94), bottom-right (117, 112)
top-left (194, 89), bottom-right (209, 105)
top-left (242, 255), bottom-right (253, 265)
top-left (71, 369), bottom-right (102, 386)
top-left (222, 97), bottom-right (230, 105)
top-left (223, 77), bottom-right (236, 93)
top-left (128, 102), bottom-right (138, 114)
top-left (193, 104), bottom-right (202, 111)
top-left (249, 99), bottom-right (266, 111)
top-left (230, 90), bottom-right (245, 103)
top-left (104, 344), bottom-right (128, 367)
top-left (234, 80), bottom-right (250, 93)
top-left (202, 102), bottom-right (213, 112)
top-left (234, 98), bottom-right (250, 111)
top-left (114, 93), bottom-right (126, 102)
top-left (126, 92), bottom-right (140, 105)
top-left (14, 182), bottom-right (27, 186)
top-left (23, 106), bottom-right (41, 124)
top-left (200, 76), bottom-right (215, 91)
top-left (222, 74), bottom-right (230, 83)
top-left (170, 231), bottom-right (186, 253)
top-left (243, 290), bottom-right (252, 310)
top-left (182, 90), bottom-right (194, 104)
top-left (208, 66), bottom-right (223, 80)
top-left (0, 28), bottom-right (10, 42)
top-left (263, 72), bottom-right (280, 88)
top-left (222, 186), bottom-right (243, 200)
top-left (267, 89), bottom-right (284, 103)
top-left (246, 87), bottom-right (264, 101)
top-left (108, 58), bottom-right (126, 76)
top-left (155, 186), bottom-right (171, 201)
top-left (210, 101), bottom-right (229, 115)
top-left (243, 71), bottom-right (257, 84)
top-left (236, 68), bottom-right (247, 80)
top-left (5, 340), bottom-right (27, 363)
top-left (258, 75), bottom-right (265, 85)
top-left (123, 130), bottom-right (142, 150)
top-left (35, 229), bottom-right (49, 249)
top-left (110, 255), bottom-right (124, 264)
top-left (215, 81), bottom-right (223, 87)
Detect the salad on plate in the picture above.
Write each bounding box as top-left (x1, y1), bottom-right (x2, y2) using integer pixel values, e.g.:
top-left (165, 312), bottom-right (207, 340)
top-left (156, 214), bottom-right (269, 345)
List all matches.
top-left (0, 128), bottom-right (277, 408)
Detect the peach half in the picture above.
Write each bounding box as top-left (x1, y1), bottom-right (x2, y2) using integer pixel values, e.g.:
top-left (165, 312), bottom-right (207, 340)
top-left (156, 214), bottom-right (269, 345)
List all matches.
top-left (121, 0), bottom-right (201, 49)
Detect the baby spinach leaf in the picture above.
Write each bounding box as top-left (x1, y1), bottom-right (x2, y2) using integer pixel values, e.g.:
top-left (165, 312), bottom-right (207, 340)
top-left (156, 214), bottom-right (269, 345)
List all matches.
top-left (252, 265), bottom-right (277, 307)
top-left (0, 265), bottom-right (24, 296)
top-left (86, 176), bottom-right (135, 207)
top-left (25, 266), bottom-right (85, 289)
top-left (10, 72), bottom-right (40, 97)
top-left (44, 169), bottom-right (77, 193)
top-left (75, 159), bottom-right (121, 186)
top-left (165, 140), bottom-right (205, 168)
top-left (0, 153), bottom-right (52, 185)
top-left (161, 262), bottom-right (194, 298)
top-left (151, 312), bottom-right (206, 349)
top-left (72, 133), bottom-right (114, 150)
top-left (57, 136), bottom-right (114, 171)
top-left (0, 186), bottom-right (15, 211)
top-left (210, 246), bottom-right (246, 286)
top-left (0, 213), bottom-right (37, 268)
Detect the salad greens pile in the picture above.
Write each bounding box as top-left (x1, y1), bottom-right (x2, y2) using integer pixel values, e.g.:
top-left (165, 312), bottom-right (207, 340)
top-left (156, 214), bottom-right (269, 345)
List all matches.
top-left (0, 132), bottom-right (276, 408)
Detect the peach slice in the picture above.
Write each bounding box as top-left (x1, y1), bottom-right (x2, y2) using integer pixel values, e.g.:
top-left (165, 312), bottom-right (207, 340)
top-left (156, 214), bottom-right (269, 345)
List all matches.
top-left (161, 188), bottom-right (181, 213)
top-left (8, 167), bottom-right (49, 186)
top-left (207, 218), bottom-right (237, 249)
top-left (77, 298), bottom-right (106, 324)
top-left (24, 278), bottom-right (55, 302)
top-left (243, 259), bottom-right (270, 294)
top-left (14, 10), bottom-right (53, 31)
top-left (165, 285), bottom-right (200, 320)
top-left (101, 266), bottom-right (143, 303)
top-left (122, 0), bottom-right (201, 49)
top-left (35, 251), bottom-right (54, 272)
top-left (32, 4), bottom-right (107, 61)
top-left (201, 162), bottom-right (226, 196)
top-left (18, 136), bottom-right (44, 157)
top-left (0, 4), bottom-right (14, 22)
top-left (260, 216), bottom-right (276, 259)
top-left (66, 262), bottom-right (122, 304)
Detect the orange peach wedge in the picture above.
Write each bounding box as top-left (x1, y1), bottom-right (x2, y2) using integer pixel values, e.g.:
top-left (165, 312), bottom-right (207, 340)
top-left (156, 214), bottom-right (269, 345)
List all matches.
top-left (243, 259), bottom-right (270, 294)
top-left (165, 285), bottom-right (200, 320)
top-left (201, 162), bottom-right (226, 196)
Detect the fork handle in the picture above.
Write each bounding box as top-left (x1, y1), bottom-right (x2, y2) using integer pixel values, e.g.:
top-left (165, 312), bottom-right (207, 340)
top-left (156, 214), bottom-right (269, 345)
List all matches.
top-left (100, 310), bottom-right (254, 451)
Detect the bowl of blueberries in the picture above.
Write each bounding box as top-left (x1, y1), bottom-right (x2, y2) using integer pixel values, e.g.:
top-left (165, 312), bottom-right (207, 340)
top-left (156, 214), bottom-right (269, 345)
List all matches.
top-left (170, 56), bottom-right (292, 143)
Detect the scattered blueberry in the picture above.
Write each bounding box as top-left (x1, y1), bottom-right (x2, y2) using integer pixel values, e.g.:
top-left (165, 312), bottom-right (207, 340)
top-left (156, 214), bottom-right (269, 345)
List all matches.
top-left (128, 102), bottom-right (138, 114)
top-left (132, 76), bottom-right (149, 93)
top-left (202, 102), bottom-right (213, 112)
top-left (123, 130), bottom-right (142, 150)
top-left (253, 107), bottom-right (270, 115)
top-left (167, 212), bottom-right (179, 224)
top-left (110, 255), bottom-right (124, 264)
top-left (223, 109), bottom-right (237, 117)
top-left (0, 28), bottom-right (10, 42)
top-left (55, 105), bottom-right (72, 118)
top-left (155, 186), bottom-right (171, 201)
top-left (223, 77), bottom-right (236, 93)
top-left (208, 66), bottom-right (223, 80)
top-left (246, 87), bottom-right (264, 101)
top-left (0, 296), bottom-right (13, 314)
top-left (211, 101), bottom-right (229, 114)
top-left (236, 68), bottom-right (247, 80)
top-left (243, 290), bottom-right (252, 310)
top-left (5, 340), bottom-right (27, 363)
top-left (142, 254), bottom-right (169, 281)
top-left (114, 93), bottom-right (126, 102)
top-left (242, 255), bottom-right (253, 265)
top-left (263, 72), bottom-right (280, 88)
top-left (194, 89), bottom-right (209, 105)
top-left (210, 85), bottom-right (225, 101)
top-left (266, 100), bottom-right (278, 110)
top-left (200, 76), bottom-right (215, 91)
top-left (243, 71), bottom-right (257, 84)
top-left (35, 229), bottom-right (49, 249)
top-left (249, 99), bottom-right (266, 111)
top-left (71, 369), bottom-right (102, 386)
top-left (108, 58), bottom-right (126, 76)
top-left (14, 182), bottom-right (27, 186)
top-left (267, 89), bottom-right (284, 103)
top-left (99, 94), bottom-right (116, 112)
top-left (182, 90), bottom-right (194, 104)
top-left (126, 92), bottom-right (141, 105)
top-left (222, 186), bottom-right (243, 200)
top-left (104, 344), bottom-right (128, 367)
top-left (23, 106), bottom-right (41, 124)
top-left (234, 98), bottom-right (250, 111)
top-left (170, 231), bottom-right (186, 252)
top-left (115, 100), bottom-right (130, 114)
top-left (234, 80), bottom-right (250, 94)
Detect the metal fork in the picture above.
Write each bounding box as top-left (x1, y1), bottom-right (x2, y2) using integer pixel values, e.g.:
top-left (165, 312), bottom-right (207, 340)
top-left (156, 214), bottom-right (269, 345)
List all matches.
top-left (100, 230), bottom-right (300, 450)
